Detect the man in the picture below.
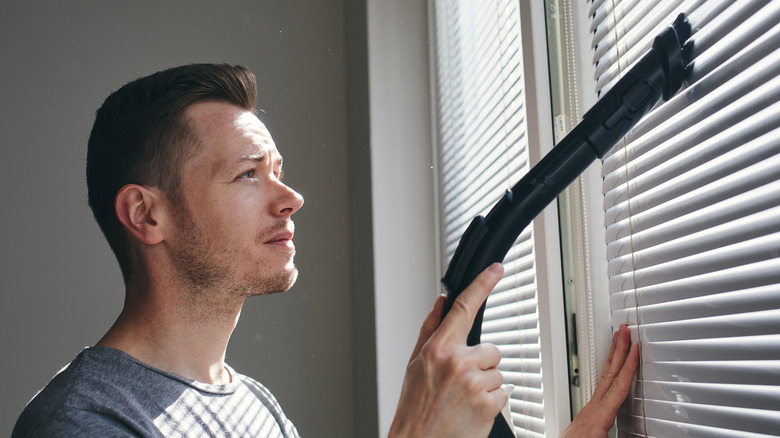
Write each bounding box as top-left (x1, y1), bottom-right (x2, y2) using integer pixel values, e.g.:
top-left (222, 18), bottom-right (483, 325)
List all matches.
top-left (13, 64), bottom-right (637, 437)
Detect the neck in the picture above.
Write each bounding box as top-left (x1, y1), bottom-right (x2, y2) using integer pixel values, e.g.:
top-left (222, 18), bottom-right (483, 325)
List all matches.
top-left (97, 277), bottom-right (244, 385)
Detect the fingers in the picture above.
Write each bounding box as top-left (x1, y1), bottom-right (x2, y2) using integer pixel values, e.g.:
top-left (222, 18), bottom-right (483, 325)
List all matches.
top-left (484, 384), bottom-right (511, 418)
top-left (485, 367), bottom-right (505, 391)
top-left (409, 294), bottom-right (447, 362)
top-left (439, 263), bottom-right (504, 342)
top-left (592, 324), bottom-right (633, 402)
top-left (600, 342), bottom-right (639, 411)
top-left (464, 365), bottom-right (507, 420)
top-left (473, 342), bottom-right (503, 371)
top-left (563, 325), bottom-right (639, 437)
top-left (605, 329), bottom-right (619, 368)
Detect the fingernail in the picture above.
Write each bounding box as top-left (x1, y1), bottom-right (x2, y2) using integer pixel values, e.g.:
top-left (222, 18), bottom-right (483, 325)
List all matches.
top-left (488, 263), bottom-right (503, 275)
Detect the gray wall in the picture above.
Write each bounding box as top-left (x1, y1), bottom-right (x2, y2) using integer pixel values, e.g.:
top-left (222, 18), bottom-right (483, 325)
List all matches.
top-left (0, 1), bottom-right (375, 436)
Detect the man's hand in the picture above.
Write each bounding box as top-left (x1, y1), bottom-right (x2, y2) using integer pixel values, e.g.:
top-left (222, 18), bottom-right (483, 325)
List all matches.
top-left (560, 323), bottom-right (639, 438)
top-left (389, 263), bottom-right (508, 438)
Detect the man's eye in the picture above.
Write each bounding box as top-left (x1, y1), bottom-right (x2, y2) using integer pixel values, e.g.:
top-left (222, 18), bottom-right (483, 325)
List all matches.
top-left (239, 169), bottom-right (256, 179)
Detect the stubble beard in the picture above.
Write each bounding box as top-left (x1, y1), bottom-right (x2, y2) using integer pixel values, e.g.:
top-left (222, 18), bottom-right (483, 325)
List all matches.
top-left (171, 211), bottom-right (298, 306)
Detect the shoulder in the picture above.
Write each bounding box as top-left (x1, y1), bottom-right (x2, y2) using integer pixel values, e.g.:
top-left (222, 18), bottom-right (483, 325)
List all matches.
top-left (13, 348), bottom-right (164, 437)
top-left (13, 406), bottom-right (139, 438)
top-left (20, 348), bottom-right (145, 411)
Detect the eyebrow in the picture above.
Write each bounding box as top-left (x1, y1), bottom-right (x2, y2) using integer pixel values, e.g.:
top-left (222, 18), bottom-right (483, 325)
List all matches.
top-left (237, 153), bottom-right (283, 167)
top-left (235, 153), bottom-right (284, 178)
top-left (237, 153), bottom-right (264, 164)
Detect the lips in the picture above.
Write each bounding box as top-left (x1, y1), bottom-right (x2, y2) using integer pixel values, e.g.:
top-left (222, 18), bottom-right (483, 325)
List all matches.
top-left (265, 229), bottom-right (295, 248)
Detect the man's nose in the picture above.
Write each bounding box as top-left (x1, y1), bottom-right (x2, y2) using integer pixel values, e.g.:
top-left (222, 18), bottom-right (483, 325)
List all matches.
top-left (276, 182), bottom-right (304, 216)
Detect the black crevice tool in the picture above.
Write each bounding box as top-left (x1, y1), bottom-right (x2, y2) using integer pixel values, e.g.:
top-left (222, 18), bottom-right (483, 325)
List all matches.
top-left (440, 14), bottom-right (692, 438)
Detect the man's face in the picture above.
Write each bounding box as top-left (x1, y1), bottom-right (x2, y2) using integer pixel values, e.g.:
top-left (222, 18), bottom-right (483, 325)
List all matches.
top-left (169, 101), bottom-right (304, 299)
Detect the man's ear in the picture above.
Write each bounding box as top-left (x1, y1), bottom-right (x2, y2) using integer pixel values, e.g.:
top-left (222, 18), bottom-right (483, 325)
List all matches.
top-left (115, 184), bottom-right (168, 245)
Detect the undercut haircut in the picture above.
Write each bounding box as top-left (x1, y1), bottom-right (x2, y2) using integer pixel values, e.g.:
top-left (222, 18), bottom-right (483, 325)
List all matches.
top-left (86, 63), bottom-right (257, 280)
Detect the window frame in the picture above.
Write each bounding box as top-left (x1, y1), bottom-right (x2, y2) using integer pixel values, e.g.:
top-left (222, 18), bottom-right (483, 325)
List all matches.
top-left (543, 0), bottom-right (618, 417)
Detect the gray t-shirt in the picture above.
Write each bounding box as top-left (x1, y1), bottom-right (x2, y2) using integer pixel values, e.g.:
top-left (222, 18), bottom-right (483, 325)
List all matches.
top-left (13, 347), bottom-right (300, 437)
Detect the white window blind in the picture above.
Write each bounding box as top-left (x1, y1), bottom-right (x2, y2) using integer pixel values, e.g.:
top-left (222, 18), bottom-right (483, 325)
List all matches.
top-left (590, 0), bottom-right (780, 436)
top-left (431, 1), bottom-right (545, 436)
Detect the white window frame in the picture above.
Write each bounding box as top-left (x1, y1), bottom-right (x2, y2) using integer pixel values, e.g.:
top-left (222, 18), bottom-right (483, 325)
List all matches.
top-left (545, 0), bottom-right (618, 411)
top-left (516, 1), bottom-right (574, 434)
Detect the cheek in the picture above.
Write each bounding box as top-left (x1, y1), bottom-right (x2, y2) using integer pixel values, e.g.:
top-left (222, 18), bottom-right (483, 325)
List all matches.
top-left (184, 185), bottom-right (270, 235)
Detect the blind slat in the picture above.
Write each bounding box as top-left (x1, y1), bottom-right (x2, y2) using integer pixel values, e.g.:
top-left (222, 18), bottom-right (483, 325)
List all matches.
top-left (604, 152), bottom-right (780, 230)
top-left (609, 232), bottom-right (780, 292)
top-left (641, 398), bottom-right (780, 437)
top-left (610, 259), bottom-right (780, 309)
top-left (638, 309), bottom-right (780, 342)
top-left (643, 380), bottom-right (780, 411)
top-left (607, 180), bottom-right (780, 258)
top-left (607, 206), bottom-right (780, 276)
top-left (643, 360), bottom-right (780, 386)
top-left (642, 417), bottom-right (778, 438)
top-left (633, 285), bottom-right (780, 326)
top-left (640, 335), bottom-right (780, 362)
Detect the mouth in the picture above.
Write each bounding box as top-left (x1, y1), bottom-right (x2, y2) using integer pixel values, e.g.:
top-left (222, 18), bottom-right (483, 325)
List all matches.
top-left (265, 229), bottom-right (295, 249)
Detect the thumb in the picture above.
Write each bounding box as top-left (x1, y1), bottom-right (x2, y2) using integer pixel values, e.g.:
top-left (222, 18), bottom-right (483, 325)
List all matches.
top-left (409, 294), bottom-right (447, 363)
top-left (438, 263), bottom-right (503, 342)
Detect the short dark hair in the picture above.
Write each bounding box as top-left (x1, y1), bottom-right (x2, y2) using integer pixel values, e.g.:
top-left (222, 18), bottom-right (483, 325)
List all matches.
top-left (86, 63), bottom-right (257, 280)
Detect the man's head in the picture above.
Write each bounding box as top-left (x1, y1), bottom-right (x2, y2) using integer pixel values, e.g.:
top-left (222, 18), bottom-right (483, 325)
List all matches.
top-left (87, 64), bottom-right (303, 294)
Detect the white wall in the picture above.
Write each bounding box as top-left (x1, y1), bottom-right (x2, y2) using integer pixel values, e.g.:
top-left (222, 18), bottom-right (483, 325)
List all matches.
top-left (0, 1), bottom-right (369, 436)
top-left (366, 1), bottom-right (438, 435)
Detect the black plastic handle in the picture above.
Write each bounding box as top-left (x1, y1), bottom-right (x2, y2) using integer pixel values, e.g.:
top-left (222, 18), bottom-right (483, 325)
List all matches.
top-left (440, 14), bottom-right (691, 437)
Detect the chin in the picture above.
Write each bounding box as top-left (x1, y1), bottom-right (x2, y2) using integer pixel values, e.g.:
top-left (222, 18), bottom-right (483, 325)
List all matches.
top-left (278, 266), bottom-right (299, 292)
top-left (250, 265), bottom-right (299, 296)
